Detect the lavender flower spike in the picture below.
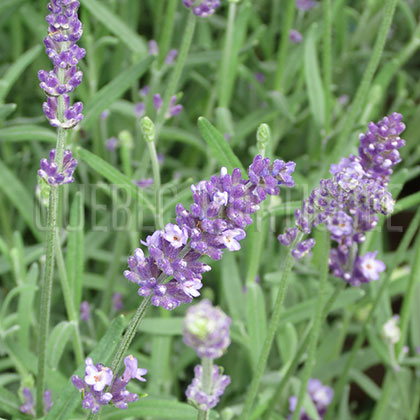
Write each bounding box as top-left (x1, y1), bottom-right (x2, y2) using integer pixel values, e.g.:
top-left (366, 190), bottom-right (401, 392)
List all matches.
top-left (183, 300), bottom-right (231, 359)
top-left (38, 0), bottom-right (85, 128)
top-left (183, 0), bottom-right (221, 17)
top-left (124, 155), bottom-right (295, 310)
top-left (186, 364), bottom-right (230, 411)
top-left (38, 148), bottom-right (77, 186)
top-left (72, 356), bottom-right (147, 413)
top-left (289, 378), bottom-right (333, 419)
top-left (20, 388), bottom-right (53, 417)
top-left (279, 113), bottom-right (405, 287)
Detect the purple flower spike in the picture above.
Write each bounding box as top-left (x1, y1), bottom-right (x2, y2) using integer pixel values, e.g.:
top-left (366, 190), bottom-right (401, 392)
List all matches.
top-left (135, 178), bottom-right (154, 189)
top-left (255, 72), bottom-right (265, 83)
top-left (20, 388), bottom-right (53, 416)
top-left (183, 0), bottom-right (221, 17)
top-left (186, 364), bottom-right (230, 410)
top-left (148, 40), bottom-right (159, 56)
top-left (153, 94), bottom-right (163, 110)
top-left (165, 49), bottom-right (178, 65)
top-left (39, 0), bottom-right (84, 128)
top-left (72, 356), bottom-right (146, 413)
top-left (289, 378), bottom-right (333, 419)
top-left (38, 148), bottom-right (77, 186)
top-left (106, 137), bottom-right (118, 152)
top-left (112, 292), bottom-right (123, 311)
top-left (296, 0), bottom-right (318, 11)
top-left (167, 95), bottom-right (183, 118)
top-left (289, 29), bottom-right (303, 43)
top-left (80, 301), bottom-right (91, 322)
top-left (279, 113), bottom-right (405, 286)
top-left (134, 102), bottom-right (146, 118)
top-left (291, 238), bottom-right (315, 260)
top-left (20, 388), bottom-right (35, 416)
top-left (183, 300), bottom-right (231, 359)
top-left (124, 155), bottom-right (295, 310)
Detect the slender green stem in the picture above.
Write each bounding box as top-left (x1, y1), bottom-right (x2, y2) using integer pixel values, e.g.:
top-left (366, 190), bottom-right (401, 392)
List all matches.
top-left (326, 0), bottom-right (398, 172)
top-left (396, 233), bottom-right (420, 356)
top-left (241, 248), bottom-right (297, 419)
top-left (197, 357), bottom-right (213, 420)
top-left (263, 284), bottom-right (344, 420)
top-left (157, 0), bottom-right (178, 68)
top-left (217, 1), bottom-right (236, 108)
top-left (36, 90), bottom-right (67, 416)
top-left (322, 0), bottom-right (332, 135)
top-left (324, 206), bottom-right (420, 420)
top-left (155, 11), bottom-right (196, 132)
top-left (146, 140), bottom-right (164, 230)
top-left (110, 296), bottom-right (152, 375)
top-left (54, 235), bottom-right (84, 365)
top-left (291, 233), bottom-right (330, 420)
top-left (273, 0), bottom-right (295, 92)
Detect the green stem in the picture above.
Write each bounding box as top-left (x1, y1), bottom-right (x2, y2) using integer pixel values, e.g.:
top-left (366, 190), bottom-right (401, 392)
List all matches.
top-left (324, 206), bottom-right (420, 420)
top-left (197, 357), bottom-right (213, 420)
top-left (322, 0), bottom-right (332, 135)
top-left (273, 0), bottom-right (295, 92)
top-left (146, 140), bottom-right (164, 230)
top-left (155, 11), bottom-right (196, 132)
top-left (396, 233), bottom-right (420, 356)
top-left (110, 296), bottom-right (152, 375)
top-left (263, 284), bottom-right (343, 420)
top-left (217, 1), bottom-right (236, 108)
top-left (54, 235), bottom-right (84, 365)
top-left (36, 94), bottom-right (68, 416)
top-left (241, 248), bottom-right (297, 419)
top-left (157, 0), bottom-right (178, 68)
top-left (291, 233), bottom-right (330, 420)
top-left (326, 0), bottom-right (398, 172)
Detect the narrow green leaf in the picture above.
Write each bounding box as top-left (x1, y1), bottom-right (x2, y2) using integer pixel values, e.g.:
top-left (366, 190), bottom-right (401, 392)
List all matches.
top-left (0, 386), bottom-right (21, 417)
top-left (101, 398), bottom-right (218, 419)
top-left (0, 160), bottom-right (40, 240)
top-left (0, 103), bottom-right (16, 119)
top-left (17, 263), bottom-right (38, 349)
top-left (82, 56), bottom-right (153, 129)
top-left (77, 147), bottom-right (154, 210)
top-left (0, 45), bottom-right (42, 102)
top-left (0, 125), bottom-right (56, 143)
top-left (304, 24), bottom-right (325, 128)
top-left (197, 117), bottom-right (245, 173)
top-left (47, 321), bottom-right (75, 369)
top-left (247, 282), bottom-right (267, 369)
top-left (221, 252), bottom-right (246, 321)
top-left (80, 0), bottom-right (147, 55)
top-left (349, 369), bottom-right (382, 400)
top-left (66, 192), bottom-right (84, 310)
top-left (45, 316), bottom-right (125, 420)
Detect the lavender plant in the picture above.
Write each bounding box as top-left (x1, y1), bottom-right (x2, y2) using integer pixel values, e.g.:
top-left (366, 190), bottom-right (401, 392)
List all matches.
top-left (2, 1), bottom-right (420, 420)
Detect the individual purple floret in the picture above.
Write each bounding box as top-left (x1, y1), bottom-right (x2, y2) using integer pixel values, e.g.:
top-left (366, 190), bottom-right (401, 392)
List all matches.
top-left (134, 102), bottom-right (146, 118)
top-left (112, 292), bottom-right (123, 311)
top-left (20, 387), bottom-right (53, 417)
top-left (167, 95), bottom-right (183, 118)
top-left (278, 113), bottom-right (405, 286)
top-left (106, 136), bottom-right (118, 152)
top-left (289, 29), bottom-right (303, 44)
top-left (72, 356), bottom-right (147, 413)
top-left (148, 40), bottom-right (159, 56)
top-left (153, 94), bottom-right (163, 110)
top-left (165, 49), bottom-right (178, 65)
top-left (296, 0), bottom-right (318, 11)
top-left (80, 300), bottom-right (91, 322)
top-left (183, 300), bottom-right (231, 359)
top-left (186, 364), bottom-right (230, 410)
top-left (255, 72), bottom-right (265, 83)
top-left (124, 155), bottom-right (295, 310)
top-left (183, 0), bottom-right (220, 17)
top-left (135, 178), bottom-right (154, 189)
top-left (38, 0), bottom-right (85, 128)
top-left (38, 148), bottom-right (77, 186)
top-left (289, 379), bottom-right (333, 420)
